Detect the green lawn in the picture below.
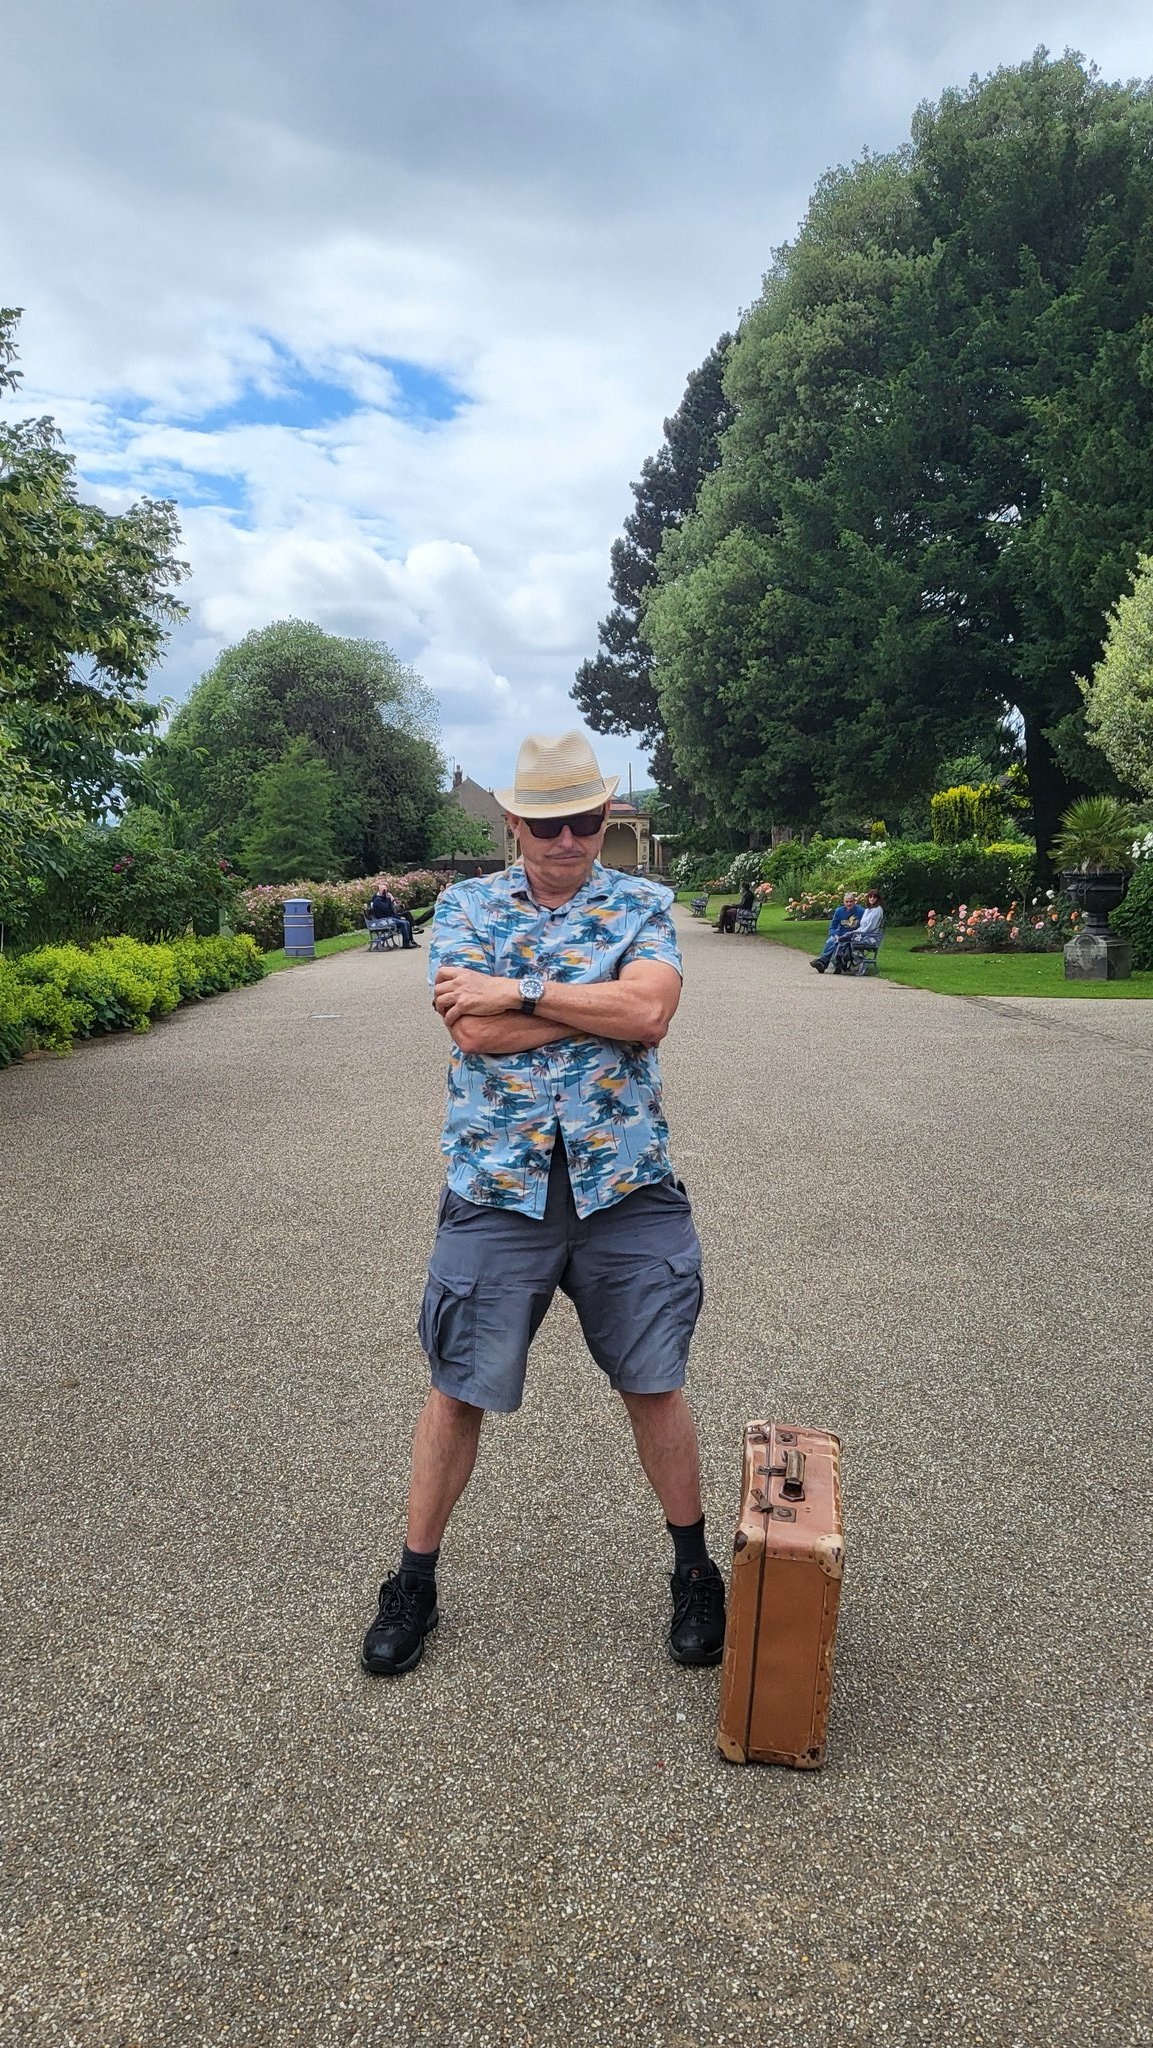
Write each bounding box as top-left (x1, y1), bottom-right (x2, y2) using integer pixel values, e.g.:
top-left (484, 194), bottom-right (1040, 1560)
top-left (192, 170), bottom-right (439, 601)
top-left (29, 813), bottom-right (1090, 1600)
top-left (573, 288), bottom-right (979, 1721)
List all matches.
top-left (260, 929), bottom-right (371, 974)
top-left (683, 896), bottom-right (1153, 1000)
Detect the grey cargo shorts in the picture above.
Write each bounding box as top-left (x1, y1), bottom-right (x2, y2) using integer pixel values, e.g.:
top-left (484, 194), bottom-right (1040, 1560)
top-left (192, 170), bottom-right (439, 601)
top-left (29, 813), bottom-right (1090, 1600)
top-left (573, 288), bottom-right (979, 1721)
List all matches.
top-left (418, 1142), bottom-right (704, 1413)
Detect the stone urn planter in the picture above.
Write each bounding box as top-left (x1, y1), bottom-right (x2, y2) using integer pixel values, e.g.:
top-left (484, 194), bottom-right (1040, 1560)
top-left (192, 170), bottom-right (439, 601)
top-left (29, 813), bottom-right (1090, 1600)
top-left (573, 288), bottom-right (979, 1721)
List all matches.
top-left (1060, 869), bottom-right (1131, 980)
top-left (1053, 798), bottom-right (1137, 982)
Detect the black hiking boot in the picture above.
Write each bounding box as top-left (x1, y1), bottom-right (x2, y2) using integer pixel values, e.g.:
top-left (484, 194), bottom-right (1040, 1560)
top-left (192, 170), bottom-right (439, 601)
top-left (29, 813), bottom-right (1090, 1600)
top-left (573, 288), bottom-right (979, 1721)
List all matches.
top-left (361, 1571), bottom-right (439, 1675)
top-left (668, 1559), bottom-right (726, 1667)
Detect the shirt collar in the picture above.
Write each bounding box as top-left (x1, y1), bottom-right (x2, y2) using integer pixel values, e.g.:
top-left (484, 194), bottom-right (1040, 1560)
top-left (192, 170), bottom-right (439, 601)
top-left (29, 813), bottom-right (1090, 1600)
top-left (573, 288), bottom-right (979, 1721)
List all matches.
top-left (507, 858), bottom-right (612, 909)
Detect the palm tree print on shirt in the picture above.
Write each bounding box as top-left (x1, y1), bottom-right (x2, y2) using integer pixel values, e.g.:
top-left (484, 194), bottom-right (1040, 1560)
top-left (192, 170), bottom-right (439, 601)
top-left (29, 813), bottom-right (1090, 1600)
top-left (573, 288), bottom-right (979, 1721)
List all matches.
top-left (429, 860), bottom-right (683, 1219)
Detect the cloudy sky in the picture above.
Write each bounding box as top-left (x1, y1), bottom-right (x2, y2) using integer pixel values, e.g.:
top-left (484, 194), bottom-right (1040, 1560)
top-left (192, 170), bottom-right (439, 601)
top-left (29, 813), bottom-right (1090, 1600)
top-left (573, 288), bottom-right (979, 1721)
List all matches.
top-left (6, 2), bottom-right (1153, 794)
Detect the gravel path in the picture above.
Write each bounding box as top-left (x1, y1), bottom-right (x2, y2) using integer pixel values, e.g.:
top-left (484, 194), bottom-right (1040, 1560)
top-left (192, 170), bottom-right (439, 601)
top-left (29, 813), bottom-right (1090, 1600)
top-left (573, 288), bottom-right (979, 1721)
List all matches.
top-left (2, 918), bottom-right (1149, 2048)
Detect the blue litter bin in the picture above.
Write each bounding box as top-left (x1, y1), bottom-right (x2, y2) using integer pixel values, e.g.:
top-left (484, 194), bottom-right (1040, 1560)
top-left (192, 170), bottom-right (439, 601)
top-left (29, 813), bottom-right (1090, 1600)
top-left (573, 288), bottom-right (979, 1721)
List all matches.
top-left (283, 896), bottom-right (315, 960)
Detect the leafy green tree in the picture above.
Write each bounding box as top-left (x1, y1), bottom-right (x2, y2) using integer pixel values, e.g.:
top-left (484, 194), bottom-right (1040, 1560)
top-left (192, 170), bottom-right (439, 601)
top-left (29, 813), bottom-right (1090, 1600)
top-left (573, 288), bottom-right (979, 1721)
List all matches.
top-left (9, 824), bottom-right (241, 948)
top-left (242, 737), bottom-right (340, 884)
top-left (0, 726), bottom-right (81, 925)
top-left (1081, 553), bottom-right (1153, 795)
top-left (646, 55), bottom-right (1153, 862)
top-left (0, 308), bottom-right (187, 828)
top-left (426, 800), bottom-right (498, 861)
top-left (162, 620), bottom-right (444, 873)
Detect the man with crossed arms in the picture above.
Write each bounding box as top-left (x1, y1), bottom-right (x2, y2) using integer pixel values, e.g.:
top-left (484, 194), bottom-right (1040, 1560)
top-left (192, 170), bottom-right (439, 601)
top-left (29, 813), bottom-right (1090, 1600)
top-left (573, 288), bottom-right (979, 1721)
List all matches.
top-left (361, 730), bottom-right (725, 1676)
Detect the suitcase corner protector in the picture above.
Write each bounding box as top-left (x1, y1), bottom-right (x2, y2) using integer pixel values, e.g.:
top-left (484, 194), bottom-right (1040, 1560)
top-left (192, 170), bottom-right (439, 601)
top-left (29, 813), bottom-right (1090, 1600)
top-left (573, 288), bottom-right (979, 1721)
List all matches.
top-left (716, 1729), bottom-right (749, 1765)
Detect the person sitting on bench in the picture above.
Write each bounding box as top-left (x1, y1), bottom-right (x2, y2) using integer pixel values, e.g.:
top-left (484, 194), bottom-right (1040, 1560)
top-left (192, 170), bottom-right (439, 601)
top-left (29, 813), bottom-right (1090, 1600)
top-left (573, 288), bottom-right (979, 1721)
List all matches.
top-left (851, 890), bottom-right (884, 966)
top-left (717, 883), bottom-right (756, 933)
top-left (809, 891), bottom-right (861, 972)
top-left (367, 885), bottom-right (419, 950)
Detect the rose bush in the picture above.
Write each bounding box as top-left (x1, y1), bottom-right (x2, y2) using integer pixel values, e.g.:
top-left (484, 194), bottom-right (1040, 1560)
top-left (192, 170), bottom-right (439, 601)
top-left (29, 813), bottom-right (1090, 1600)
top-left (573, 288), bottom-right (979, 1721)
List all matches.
top-left (236, 870), bottom-right (447, 951)
top-left (924, 897), bottom-right (1080, 952)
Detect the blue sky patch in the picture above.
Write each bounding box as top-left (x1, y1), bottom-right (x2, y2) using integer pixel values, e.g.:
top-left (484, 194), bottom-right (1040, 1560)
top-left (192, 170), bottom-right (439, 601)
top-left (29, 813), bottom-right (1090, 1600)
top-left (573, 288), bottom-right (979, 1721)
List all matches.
top-left (113, 343), bottom-right (466, 434)
top-left (383, 358), bottom-right (463, 424)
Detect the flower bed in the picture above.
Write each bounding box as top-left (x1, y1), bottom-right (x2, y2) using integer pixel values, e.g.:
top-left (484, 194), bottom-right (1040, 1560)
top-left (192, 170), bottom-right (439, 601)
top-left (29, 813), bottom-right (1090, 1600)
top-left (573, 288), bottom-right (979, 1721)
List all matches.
top-left (924, 898), bottom-right (1080, 952)
top-left (785, 891), bottom-right (841, 922)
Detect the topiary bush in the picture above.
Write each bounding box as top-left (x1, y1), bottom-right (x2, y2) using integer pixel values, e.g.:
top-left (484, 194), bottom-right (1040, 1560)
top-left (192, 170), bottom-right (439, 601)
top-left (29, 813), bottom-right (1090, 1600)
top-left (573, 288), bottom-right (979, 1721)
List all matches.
top-left (930, 784), bottom-right (1004, 845)
top-left (1111, 860), bottom-right (1153, 970)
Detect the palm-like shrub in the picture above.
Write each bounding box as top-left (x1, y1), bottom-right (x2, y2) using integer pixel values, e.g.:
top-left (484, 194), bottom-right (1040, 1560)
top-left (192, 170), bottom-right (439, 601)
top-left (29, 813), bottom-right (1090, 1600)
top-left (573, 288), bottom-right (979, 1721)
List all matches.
top-left (1051, 796), bottom-right (1136, 872)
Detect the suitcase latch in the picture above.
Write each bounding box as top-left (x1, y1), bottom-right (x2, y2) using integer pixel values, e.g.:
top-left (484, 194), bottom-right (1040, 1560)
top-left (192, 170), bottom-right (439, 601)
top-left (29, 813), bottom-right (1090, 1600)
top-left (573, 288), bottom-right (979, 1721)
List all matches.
top-left (754, 1447), bottom-right (807, 1502)
top-left (751, 1485), bottom-right (797, 1522)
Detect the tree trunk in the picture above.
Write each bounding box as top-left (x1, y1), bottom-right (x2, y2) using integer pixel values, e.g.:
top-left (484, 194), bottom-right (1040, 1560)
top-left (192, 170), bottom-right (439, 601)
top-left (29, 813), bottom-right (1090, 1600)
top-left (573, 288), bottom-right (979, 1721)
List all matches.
top-left (1021, 709), bottom-right (1075, 881)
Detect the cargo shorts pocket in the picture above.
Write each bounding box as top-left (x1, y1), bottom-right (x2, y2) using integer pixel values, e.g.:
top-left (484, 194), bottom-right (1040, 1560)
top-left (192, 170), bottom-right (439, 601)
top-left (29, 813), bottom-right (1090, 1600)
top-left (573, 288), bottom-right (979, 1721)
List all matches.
top-left (664, 1249), bottom-right (704, 1336)
top-left (418, 1268), bottom-right (478, 1372)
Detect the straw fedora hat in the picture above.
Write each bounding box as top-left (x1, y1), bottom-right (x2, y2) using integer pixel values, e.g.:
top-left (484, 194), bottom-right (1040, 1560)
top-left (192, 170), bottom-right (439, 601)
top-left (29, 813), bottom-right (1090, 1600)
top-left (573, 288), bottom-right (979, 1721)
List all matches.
top-left (496, 730), bottom-right (620, 818)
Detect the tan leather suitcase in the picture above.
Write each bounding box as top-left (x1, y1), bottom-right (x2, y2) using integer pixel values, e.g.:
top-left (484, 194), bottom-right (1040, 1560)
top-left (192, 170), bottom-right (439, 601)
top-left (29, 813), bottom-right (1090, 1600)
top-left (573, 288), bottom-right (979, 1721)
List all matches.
top-left (716, 1422), bottom-right (844, 1767)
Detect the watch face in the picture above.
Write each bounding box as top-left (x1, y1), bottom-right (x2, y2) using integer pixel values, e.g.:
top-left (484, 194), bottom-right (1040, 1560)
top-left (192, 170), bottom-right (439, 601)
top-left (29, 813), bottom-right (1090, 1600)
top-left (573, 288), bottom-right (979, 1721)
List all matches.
top-left (521, 972), bottom-right (545, 1000)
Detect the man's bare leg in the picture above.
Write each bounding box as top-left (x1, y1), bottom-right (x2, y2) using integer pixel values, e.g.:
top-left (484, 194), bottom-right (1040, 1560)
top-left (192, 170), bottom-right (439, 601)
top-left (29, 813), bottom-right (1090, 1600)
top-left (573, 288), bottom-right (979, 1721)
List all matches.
top-left (620, 1387), bottom-right (724, 1667)
top-left (405, 1387), bottom-right (486, 1550)
top-left (619, 1388), bottom-right (703, 1525)
top-left (362, 1388), bottom-right (484, 1675)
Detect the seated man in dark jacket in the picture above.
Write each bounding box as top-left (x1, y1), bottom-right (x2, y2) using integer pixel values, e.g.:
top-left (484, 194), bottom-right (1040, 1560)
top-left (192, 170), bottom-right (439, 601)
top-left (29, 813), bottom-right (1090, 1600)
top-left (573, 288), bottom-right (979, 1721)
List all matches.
top-left (367, 886), bottom-right (418, 949)
top-left (716, 883), bottom-right (756, 933)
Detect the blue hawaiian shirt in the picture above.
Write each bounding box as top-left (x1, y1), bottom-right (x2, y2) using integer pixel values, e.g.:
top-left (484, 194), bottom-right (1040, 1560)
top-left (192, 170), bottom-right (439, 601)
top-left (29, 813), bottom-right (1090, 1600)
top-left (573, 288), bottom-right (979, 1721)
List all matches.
top-left (429, 860), bottom-right (683, 1219)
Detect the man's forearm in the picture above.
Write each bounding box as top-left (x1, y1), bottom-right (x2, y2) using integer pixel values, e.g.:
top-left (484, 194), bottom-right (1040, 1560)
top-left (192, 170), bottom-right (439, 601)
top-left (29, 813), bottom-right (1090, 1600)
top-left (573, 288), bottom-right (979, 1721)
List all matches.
top-left (433, 961), bottom-right (679, 1047)
top-left (449, 1016), bottom-right (576, 1055)
top-left (532, 979), bottom-right (668, 1046)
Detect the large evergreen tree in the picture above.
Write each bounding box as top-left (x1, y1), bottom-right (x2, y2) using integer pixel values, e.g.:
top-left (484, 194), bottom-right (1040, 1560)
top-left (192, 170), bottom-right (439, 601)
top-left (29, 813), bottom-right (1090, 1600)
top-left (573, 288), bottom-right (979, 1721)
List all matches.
top-left (242, 737), bottom-right (341, 884)
top-left (162, 620), bottom-right (444, 875)
top-left (572, 337), bottom-right (734, 790)
top-left (646, 54), bottom-right (1153, 860)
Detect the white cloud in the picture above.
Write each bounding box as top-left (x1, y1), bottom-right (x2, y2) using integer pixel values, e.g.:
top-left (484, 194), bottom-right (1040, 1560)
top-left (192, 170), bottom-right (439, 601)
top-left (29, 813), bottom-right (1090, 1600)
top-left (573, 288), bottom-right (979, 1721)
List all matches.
top-left (6, 0), bottom-right (1153, 791)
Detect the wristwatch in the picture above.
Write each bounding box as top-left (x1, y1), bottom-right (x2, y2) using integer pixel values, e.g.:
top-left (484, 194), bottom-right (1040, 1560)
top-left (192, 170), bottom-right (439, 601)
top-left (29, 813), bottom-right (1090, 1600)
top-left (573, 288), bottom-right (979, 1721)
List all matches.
top-left (519, 970), bottom-right (546, 1016)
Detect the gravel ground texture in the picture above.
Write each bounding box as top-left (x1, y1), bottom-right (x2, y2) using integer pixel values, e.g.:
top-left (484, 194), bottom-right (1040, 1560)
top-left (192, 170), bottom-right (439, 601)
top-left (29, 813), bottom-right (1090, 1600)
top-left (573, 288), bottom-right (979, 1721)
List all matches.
top-left (2, 914), bottom-right (1150, 2048)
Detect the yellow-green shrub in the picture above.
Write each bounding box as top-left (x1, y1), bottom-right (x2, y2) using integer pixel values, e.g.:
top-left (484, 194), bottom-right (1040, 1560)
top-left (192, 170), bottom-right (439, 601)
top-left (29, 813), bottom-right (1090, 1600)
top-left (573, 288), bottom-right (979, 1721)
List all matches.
top-left (0, 933), bottom-right (266, 1067)
top-left (930, 785), bottom-right (1004, 845)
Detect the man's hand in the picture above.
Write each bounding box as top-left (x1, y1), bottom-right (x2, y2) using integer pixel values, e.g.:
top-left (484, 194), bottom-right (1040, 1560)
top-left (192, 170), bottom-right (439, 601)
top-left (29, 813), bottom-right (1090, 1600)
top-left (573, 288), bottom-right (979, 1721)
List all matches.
top-left (434, 965), bottom-right (520, 1027)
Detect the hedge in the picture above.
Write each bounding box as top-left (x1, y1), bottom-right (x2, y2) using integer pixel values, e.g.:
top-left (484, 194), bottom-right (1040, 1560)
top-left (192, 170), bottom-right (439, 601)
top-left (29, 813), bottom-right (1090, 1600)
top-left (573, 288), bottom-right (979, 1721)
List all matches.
top-left (866, 840), bottom-right (1037, 923)
top-left (1111, 862), bottom-right (1153, 970)
top-left (0, 933), bottom-right (264, 1069)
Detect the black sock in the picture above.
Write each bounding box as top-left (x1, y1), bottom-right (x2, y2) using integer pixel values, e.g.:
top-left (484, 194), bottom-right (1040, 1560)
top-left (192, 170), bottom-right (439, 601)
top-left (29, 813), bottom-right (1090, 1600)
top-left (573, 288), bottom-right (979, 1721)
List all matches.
top-left (400, 1543), bottom-right (440, 1581)
top-left (667, 1515), bottom-right (708, 1573)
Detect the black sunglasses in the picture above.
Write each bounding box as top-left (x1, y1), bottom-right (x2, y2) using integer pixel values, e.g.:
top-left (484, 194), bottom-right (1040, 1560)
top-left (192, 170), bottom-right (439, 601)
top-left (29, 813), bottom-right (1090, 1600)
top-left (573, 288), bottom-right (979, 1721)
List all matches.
top-left (523, 807), bottom-right (607, 840)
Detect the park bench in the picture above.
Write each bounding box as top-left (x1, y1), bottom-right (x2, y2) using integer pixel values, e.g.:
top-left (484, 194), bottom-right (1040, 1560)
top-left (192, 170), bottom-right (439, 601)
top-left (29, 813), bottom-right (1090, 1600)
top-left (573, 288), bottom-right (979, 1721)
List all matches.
top-left (364, 915), bottom-right (404, 951)
top-left (733, 904), bottom-right (760, 934)
top-left (689, 895), bottom-right (709, 918)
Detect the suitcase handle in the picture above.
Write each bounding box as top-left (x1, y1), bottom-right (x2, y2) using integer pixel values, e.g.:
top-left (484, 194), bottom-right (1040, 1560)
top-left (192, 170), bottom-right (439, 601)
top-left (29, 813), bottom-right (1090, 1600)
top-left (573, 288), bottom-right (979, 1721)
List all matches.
top-left (782, 1448), bottom-right (806, 1500)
